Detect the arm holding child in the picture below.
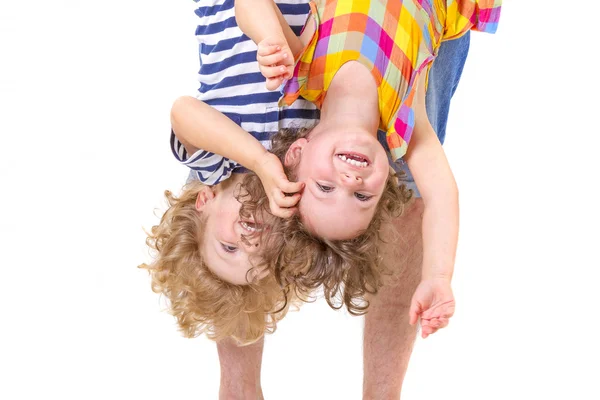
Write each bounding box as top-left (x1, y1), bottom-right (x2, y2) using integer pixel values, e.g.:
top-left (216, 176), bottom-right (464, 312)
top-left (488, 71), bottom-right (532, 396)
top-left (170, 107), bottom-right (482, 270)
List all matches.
top-left (404, 72), bottom-right (459, 338)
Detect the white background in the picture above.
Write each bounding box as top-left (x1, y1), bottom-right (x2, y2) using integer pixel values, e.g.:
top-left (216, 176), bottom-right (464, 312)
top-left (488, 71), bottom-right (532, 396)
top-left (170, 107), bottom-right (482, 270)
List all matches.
top-left (1, 0), bottom-right (599, 399)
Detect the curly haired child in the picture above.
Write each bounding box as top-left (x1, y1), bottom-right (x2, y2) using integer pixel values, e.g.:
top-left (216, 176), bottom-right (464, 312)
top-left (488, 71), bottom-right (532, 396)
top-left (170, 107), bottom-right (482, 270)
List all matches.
top-left (141, 178), bottom-right (291, 343)
top-left (232, 0), bottom-right (501, 316)
top-left (140, 0), bottom-right (320, 345)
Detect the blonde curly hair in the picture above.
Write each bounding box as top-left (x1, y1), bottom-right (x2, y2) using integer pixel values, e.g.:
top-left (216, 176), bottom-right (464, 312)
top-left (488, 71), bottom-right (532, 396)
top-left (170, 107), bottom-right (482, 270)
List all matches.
top-left (239, 128), bottom-right (413, 315)
top-left (139, 180), bottom-right (292, 345)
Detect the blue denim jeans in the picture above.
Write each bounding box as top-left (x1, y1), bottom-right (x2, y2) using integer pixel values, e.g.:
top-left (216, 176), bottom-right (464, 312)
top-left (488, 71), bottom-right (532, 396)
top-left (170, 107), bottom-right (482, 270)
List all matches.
top-left (379, 31), bottom-right (471, 197)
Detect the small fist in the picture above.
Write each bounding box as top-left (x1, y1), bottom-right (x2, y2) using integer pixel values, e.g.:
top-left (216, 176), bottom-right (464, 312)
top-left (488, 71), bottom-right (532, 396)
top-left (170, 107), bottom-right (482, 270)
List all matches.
top-left (409, 278), bottom-right (455, 338)
top-left (257, 37), bottom-right (295, 90)
top-left (254, 152), bottom-right (304, 218)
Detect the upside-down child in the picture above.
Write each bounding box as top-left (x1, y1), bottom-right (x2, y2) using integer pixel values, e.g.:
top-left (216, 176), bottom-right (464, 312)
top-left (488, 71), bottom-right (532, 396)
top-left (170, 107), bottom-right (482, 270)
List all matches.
top-left (230, 0), bottom-right (501, 321)
top-left (140, 0), bottom-right (320, 345)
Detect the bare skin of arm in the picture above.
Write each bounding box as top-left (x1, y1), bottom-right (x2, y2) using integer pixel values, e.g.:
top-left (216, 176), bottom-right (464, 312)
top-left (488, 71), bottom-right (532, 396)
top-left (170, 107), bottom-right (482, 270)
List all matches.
top-left (171, 96), bottom-right (303, 216)
top-left (236, 0), bottom-right (316, 89)
top-left (270, 1), bottom-right (304, 55)
top-left (235, 0), bottom-right (302, 53)
top-left (404, 71), bottom-right (458, 337)
top-left (404, 71), bottom-right (459, 282)
top-left (171, 96), bottom-right (270, 173)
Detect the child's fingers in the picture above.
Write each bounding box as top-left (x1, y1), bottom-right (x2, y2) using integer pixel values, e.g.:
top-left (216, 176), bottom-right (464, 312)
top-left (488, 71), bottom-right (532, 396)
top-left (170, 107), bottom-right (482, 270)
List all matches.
top-left (421, 317), bottom-right (450, 337)
top-left (421, 324), bottom-right (437, 338)
top-left (421, 308), bottom-right (441, 321)
top-left (424, 326), bottom-right (439, 338)
top-left (265, 76), bottom-right (284, 91)
top-left (258, 51), bottom-right (289, 67)
top-left (270, 204), bottom-right (297, 219)
top-left (275, 192), bottom-right (301, 208)
top-left (409, 299), bottom-right (421, 326)
top-left (284, 64), bottom-right (294, 79)
top-left (423, 318), bottom-right (443, 329)
top-left (432, 317), bottom-right (450, 330)
top-left (421, 302), bottom-right (455, 320)
top-left (260, 64), bottom-right (290, 79)
top-left (257, 44), bottom-right (281, 57)
top-left (280, 180), bottom-right (305, 194)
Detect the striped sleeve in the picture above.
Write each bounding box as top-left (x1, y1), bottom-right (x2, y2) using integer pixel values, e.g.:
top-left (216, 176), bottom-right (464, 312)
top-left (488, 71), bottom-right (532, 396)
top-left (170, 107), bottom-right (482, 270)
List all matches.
top-left (174, 0), bottom-right (318, 186)
top-left (170, 130), bottom-right (240, 185)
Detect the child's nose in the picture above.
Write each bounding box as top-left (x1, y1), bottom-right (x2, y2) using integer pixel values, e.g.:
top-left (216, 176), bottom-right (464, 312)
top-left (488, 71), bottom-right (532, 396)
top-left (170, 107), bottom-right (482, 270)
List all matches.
top-left (340, 172), bottom-right (363, 188)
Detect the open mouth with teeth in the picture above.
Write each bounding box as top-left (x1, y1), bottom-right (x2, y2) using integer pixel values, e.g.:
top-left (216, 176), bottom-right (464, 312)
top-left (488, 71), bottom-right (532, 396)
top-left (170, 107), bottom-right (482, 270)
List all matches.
top-left (240, 221), bottom-right (264, 233)
top-left (336, 153), bottom-right (370, 168)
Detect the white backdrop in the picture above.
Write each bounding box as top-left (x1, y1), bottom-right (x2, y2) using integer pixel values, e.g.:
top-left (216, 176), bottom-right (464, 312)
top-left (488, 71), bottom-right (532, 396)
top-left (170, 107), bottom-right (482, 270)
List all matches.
top-left (1, 0), bottom-right (599, 399)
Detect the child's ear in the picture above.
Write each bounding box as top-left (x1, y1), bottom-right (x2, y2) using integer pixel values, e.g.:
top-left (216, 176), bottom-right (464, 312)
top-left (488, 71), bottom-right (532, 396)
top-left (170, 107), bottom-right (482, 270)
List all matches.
top-left (195, 186), bottom-right (216, 211)
top-left (284, 138), bottom-right (308, 167)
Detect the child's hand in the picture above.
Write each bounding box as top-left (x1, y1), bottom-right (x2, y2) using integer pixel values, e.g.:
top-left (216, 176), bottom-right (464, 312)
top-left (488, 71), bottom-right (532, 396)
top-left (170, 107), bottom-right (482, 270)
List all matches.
top-left (409, 278), bottom-right (455, 338)
top-left (254, 152), bottom-right (304, 218)
top-left (257, 36), bottom-right (295, 90)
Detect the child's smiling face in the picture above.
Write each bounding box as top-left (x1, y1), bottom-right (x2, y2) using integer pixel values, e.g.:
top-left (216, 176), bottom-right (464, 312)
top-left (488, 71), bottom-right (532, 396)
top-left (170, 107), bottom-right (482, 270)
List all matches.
top-left (285, 126), bottom-right (390, 240)
top-left (196, 178), bottom-right (267, 285)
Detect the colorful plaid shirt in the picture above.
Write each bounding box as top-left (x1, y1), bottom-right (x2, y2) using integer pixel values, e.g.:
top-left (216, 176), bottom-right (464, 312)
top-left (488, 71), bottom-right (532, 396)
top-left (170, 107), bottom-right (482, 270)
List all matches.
top-left (282, 0), bottom-right (501, 161)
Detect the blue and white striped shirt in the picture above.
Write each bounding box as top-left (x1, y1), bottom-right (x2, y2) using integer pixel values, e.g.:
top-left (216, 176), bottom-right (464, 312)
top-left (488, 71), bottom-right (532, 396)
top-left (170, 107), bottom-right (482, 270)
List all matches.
top-left (171, 0), bottom-right (319, 185)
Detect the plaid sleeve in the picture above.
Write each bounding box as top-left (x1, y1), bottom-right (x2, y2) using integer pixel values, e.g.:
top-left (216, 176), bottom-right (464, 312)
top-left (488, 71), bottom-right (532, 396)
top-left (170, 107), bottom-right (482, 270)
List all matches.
top-left (170, 130), bottom-right (239, 186)
top-left (281, 1), bottom-right (322, 107)
top-left (444, 0), bottom-right (502, 41)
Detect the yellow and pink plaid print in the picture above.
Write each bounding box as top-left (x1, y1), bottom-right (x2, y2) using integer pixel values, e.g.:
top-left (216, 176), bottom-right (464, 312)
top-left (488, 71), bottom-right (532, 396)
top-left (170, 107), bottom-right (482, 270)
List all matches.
top-left (282, 0), bottom-right (501, 161)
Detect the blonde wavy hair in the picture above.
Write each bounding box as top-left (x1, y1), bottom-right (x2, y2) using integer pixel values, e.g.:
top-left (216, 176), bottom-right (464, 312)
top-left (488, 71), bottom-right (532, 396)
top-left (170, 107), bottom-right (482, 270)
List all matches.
top-left (239, 128), bottom-right (413, 315)
top-left (139, 180), bottom-right (292, 345)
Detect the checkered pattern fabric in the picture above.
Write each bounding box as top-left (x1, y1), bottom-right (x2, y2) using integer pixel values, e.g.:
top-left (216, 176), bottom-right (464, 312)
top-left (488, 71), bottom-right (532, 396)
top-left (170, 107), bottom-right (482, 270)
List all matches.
top-left (282, 0), bottom-right (501, 161)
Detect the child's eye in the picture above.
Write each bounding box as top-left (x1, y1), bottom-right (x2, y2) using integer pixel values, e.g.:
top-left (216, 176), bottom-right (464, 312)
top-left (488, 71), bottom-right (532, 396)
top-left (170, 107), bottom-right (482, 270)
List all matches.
top-left (221, 243), bottom-right (238, 253)
top-left (316, 183), bottom-right (334, 192)
top-left (354, 192), bottom-right (373, 202)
